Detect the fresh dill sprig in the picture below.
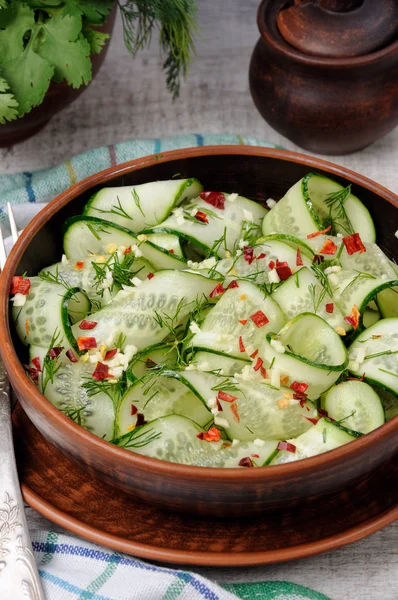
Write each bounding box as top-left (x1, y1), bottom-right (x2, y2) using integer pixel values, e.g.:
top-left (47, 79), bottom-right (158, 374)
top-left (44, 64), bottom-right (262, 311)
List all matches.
top-left (309, 283), bottom-right (327, 314)
top-left (82, 376), bottom-right (126, 403)
top-left (39, 265), bottom-right (72, 290)
top-left (41, 329), bottom-right (64, 394)
top-left (211, 377), bottom-right (240, 394)
top-left (324, 185), bottom-right (355, 236)
top-left (112, 425), bottom-right (162, 449)
top-left (364, 350), bottom-right (398, 360)
top-left (311, 263), bottom-right (333, 297)
top-left (241, 220), bottom-right (262, 246)
top-left (132, 189), bottom-right (145, 217)
top-left (87, 222), bottom-right (111, 241)
top-left (61, 405), bottom-right (86, 427)
top-left (341, 270), bottom-right (376, 295)
top-left (204, 227), bottom-right (228, 259)
top-left (91, 196), bottom-right (134, 221)
top-left (116, 332), bottom-right (127, 351)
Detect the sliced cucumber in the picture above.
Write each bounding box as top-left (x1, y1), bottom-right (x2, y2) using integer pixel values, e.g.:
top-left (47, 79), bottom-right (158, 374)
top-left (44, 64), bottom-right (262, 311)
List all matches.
top-left (145, 233), bottom-right (184, 257)
top-left (363, 307), bottom-right (381, 328)
top-left (84, 178), bottom-right (203, 231)
top-left (11, 278), bottom-right (90, 349)
top-left (269, 417), bottom-right (359, 465)
top-left (376, 287), bottom-right (398, 318)
top-left (348, 318), bottom-right (398, 396)
top-left (127, 342), bottom-right (178, 381)
top-left (63, 216), bottom-right (187, 271)
top-left (376, 387), bottom-right (398, 421)
top-left (321, 380), bottom-right (385, 434)
top-left (114, 414), bottom-right (278, 467)
top-left (257, 233), bottom-right (315, 259)
top-left (192, 351), bottom-right (249, 376)
top-left (340, 241), bottom-right (395, 279)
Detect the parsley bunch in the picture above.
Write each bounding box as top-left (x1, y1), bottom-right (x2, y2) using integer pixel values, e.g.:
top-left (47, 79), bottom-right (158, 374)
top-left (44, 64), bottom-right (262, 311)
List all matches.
top-left (0, 0), bottom-right (198, 125)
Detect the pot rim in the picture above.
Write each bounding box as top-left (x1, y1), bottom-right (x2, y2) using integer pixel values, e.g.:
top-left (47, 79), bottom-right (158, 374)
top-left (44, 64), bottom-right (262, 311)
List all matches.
top-left (0, 145), bottom-right (397, 483)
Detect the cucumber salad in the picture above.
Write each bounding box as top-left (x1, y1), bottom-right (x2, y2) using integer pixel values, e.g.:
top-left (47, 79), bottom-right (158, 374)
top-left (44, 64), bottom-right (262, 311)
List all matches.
top-left (11, 173), bottom-right (398, 468)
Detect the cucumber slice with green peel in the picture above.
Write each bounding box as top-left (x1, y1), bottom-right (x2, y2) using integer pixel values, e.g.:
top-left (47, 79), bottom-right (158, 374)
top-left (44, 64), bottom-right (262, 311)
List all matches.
top-left (340, 241), bottom-right (396, 279)
top-left (261, 313), bottom-right (348, 399)
top-left (262, 179), bottom-right (323, 238)
top-left (363, 307), bottom-right (381, 328)
top-left (181, 370), bottom-right (316, 441)
top-left (83, 178), bottom-right (203, 231)
top-left (116, 371), bottom-right (212, 436)
top-left (321, 381), bottom-right (385, 434)
top-left (189, 280), bottom-right (285, 360)
top-left (12, 278), bottom-right (90, 349)
top-left (71, 270), bottom-right (217, 351)
top-left (29, 348), bottom-right (116, 440)
top-left (376, 387), bottom-right (398, 421)
top-left (304, 233), bottom-right (343, 257)
top-left (63, 216), bottom-right (187, 271)
top-left (271, 266), bottom-right (349, 332)
top-left (145, 233), bottom-right (183, 257)
top-left (257, 233), bottom-right (315, 259)
top-left (376, 287), bottom-right (398, 318)
top-left (127, 342), bottom-right (178, 382)
top-left (269, 417), bottom-right (359, 465)
top-left (348, 318), bottom-right (398, 396)
top-left (144, 195), bottom-right (267, 259)
top-left (114, 414), bottom-right (279, 468)
top-left (191, 351), bottom-right (249, 376)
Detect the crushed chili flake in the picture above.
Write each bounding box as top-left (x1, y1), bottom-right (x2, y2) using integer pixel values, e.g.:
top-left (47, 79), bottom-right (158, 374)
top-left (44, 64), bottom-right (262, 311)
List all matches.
top-left (296, 247), bottom-right (303, 266)
top-left (240, 294), bottom-right (247, 301)
top-left (66, 349), bottom-right (78, 363)
top-left (231, 403), bottom-right (240, 423)
top-left (49, 346), bottom-right (64, 359)
top-left (210, 283), bottom-right (226, 298)
top-left (280, 375), bottom-right (289, 386)
top-left (24, 365), bottom-right (39, 384)
top-left (290, 381), bottom-right (308, 394)
top-left (169, 249), bottom-right (175, 254)
top-left (92, 362), bottom-right (110, 381)
top-left (200, 191), bottom-right (225, 209)
top-left (268, 260), bottom-right (275, 270)
top-left (302, 415), bottom-right (320, 425)
top-left (79, 320), bottom-right (98, 330)
top-left (147, 272), bottom-right (155, 280)
top-left (347, 373), bottom-right (365, 382)
top-left (216, 399), bottom-right (223, 412)
top-left (239, 335), bottom-right (245, 353)
top-left (243, 246), bottom-right (255, 264)
top-left (74, 261), bottom-right (85, 269)
top-left (253, 356), bottom-right (264, 372)
top-left (77, 336), bottom-right (97, 350)
top-left (11, 275), bottom-right (31, 296)
top-left (131, 404), bottom-right (138, 416)
top-left (250, 310), bottom-right (269, 327)
top-left (277, 441), bottom-right (296, 453)
top-left (145, 357), bottom-right (157, 369)
top-left (228, 280), bottom-right (239, 289)
top-left (239, 319), bottom-right (248, 325)
top-left (312, 254), bottom-right (324, 264)
top-left (372, 334), bottom-right (382, 339)
top-left (250, 349), bottom-right (259, 359)
top-left (275, 260), bottom-right (292, 280)
top-left (325, 303), bottom-right (334, 314)
top-left (342, 232), bottom-right (366, 255)
top-left (251, 454), bottom-right (260, 459)
top-left (319, 238), bottom-right (337, 255)
top-left (31, 356), bottom-right (41, 371)
top-left (238, 456), bottom-right (254, 468)
top-left (317, 408), bottom-right (330, 418)
top-left (194, 210), bottom-right (209, 223)
top-left (256, 252), bottom-right (266, 260)
top-left (104, 348), bottom-right (118, 361)
top-left (197, 426), bottom-right (221, 442)
top-left (344, 304), bottom-right (360, 329)
top-left (136, 413), bottom-right (147, 427)
top-left (307, 225), bottom-right (332, 239)
top-left (222, 442), bottom-right (231, 448)
top-left (123, 247), bottom-right (132, 255)
top-left (293, 391), bottom-right (308, 407)
top-left (25, 318), bottom-right (29, 336)
top-left (217, 390), bottom-right (238, 403)
top-left (260, 366), bottom-right (267, 379)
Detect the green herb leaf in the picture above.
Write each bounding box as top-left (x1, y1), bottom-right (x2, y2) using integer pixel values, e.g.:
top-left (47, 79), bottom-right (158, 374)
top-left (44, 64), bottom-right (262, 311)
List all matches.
top-left (0, 1), bottom-right (35, 62)
top-left (0, 75), bottom-right (18, 123)
top-left (82, 24), bottom-right (110, 54)
top-left (76, 0), bottom-right (113, 24)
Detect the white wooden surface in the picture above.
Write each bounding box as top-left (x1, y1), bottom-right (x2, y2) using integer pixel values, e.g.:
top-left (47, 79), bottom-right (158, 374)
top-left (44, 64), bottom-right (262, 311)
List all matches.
top-left (1, 2), bottom-right (397, 598)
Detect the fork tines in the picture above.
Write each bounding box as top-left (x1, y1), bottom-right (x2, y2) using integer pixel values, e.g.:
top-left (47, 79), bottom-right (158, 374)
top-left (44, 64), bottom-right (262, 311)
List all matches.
top-left (0, 203), bottom-right (18, 272)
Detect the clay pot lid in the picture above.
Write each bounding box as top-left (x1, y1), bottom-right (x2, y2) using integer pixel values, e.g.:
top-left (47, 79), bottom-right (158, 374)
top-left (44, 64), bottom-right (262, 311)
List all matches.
top-left (277, 0), bottom-right (398, 58)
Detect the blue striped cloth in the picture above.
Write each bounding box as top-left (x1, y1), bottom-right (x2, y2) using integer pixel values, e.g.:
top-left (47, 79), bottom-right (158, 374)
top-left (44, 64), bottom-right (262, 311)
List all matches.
top-left (2, 133), bottom-right (330, 599)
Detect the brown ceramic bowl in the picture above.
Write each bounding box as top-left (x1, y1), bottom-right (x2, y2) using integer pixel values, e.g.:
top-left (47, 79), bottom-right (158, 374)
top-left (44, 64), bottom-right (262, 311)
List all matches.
top-left (0, 146), bottom-right (397, 517)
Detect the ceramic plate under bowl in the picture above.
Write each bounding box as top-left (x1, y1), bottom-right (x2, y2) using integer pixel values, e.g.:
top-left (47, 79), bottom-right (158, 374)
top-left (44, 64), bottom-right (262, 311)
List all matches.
top-left (14, 405), bottom-right (398, 567)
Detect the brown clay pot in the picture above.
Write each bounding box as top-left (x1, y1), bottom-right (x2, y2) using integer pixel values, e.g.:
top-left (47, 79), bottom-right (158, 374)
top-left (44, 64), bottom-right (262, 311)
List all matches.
top-left (249, 0), bottom-right (398, 155)
top-left (0, 146), bottom-right (397, 517)
top-left (0, 5), bottom-right (117, 148)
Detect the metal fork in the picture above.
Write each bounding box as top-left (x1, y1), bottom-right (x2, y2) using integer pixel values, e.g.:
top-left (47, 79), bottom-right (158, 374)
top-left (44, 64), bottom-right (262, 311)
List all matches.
top-left (0, 204), bottom-right (44, 600)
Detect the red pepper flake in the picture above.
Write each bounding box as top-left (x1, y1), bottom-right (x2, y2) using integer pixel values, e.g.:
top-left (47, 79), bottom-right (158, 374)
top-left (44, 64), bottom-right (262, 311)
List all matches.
top-left (131, 404), bottom-right (138, 416)
top-left (49, 346), bottom-right (64, 359)
top-left (290, 381), bottom-right (308, 394)
top-left (25, 318), bottom-right (29, 336)
top-left (228, 280), bottom-right (239, 289)
top-left (342, 232), bottom-right (366, 255)
top-left (239, 335), bottom-right (245, 353)
top-left (145, 358), bottom-right (157, 369)
top-left (344, 304), bottom-right (360, 329)
top-left (277, 441), bottom-right (296, 453)
top-left (24, 365), bottom-right (39, 385)
top-left (104, 348), bottom-right (118, 361)
top-left (31, 356), bottom-right (41, 371)
top-left (296, 247), bottom-right (303, 266)
top-left (169, 249), bottom-right (175, 254)
top-left (222, 442), bottom-right (231, 448)
top-left (136, 413), bottom-right (147, 427)
top-left (253, 356), bottom-right (264, 372)
top-left (256, 253), bottom-right (266, 260)
top-left (325, 303), bottom-right (334, 314)
top-left (238, 456), bottom-right (254, 468)
top-left (293, 391), bottom-right (308, 407)
top-left (123, 247), bottom-right (132, 255)
top-left (268, 260), bottom-right (275, 270)
top-left (260, 366), bottom-right (267, 379)
top-left (302, 415), bottom-right (320, 425)
top-left (307, 225), bottom-right (332, 239)
top-left (147, 272), bottom-right (155, 280)
top-left (11, 275), bottom-right (31, 296)
top-left (251, 454), bottom-right (260, 458)
top-left (313, 254), bottom-right (324, 264)
top-left (77, 336), bottom-right (97, 351)
top-left (239, 319), bottom-right (248, 325)
top-left (275, 260), bottom-right (292, 281)
top-left (250, 349), bottom-right (259, 359)
top-left (217, 390), bottom-right (238, 403)
top-left (231, 403), bottom-right (240, 423)
top-left (74, 261), bottom-right (85, 270)
top-left (317, 408), bottom-right (329, 418)
top-left (372, 334), bottom-right (382, 339)
top-left (66, 349), bottom-right (78, 363)
top-left (347, 373), bottom-right (366, 382)
top-left (200, 191), bottom-right (225, 210)
top-left (243, 246), bottom-right (255, 264)
top-left (79, 320), bottom-right (98, 330)
top-left (250, 310), bottom-right (269, 328)
top-left (92, 361), bottom-right (110, 381)
top-left (210, 283), bottom-right (226, 298)
top-left (194, 211), bottom-right (209, 223)
top-left (319, 239), bottom-right (337, 255)
top-left (216, 399), bottom-right (223, 412)
top-left (197, 426), bottom-right (221, 442)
